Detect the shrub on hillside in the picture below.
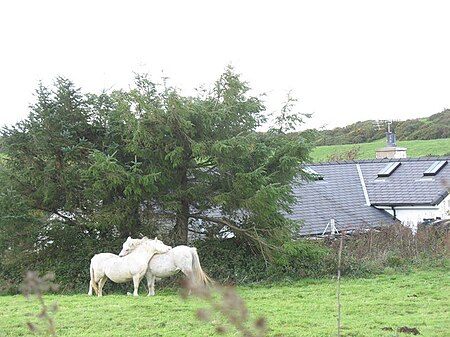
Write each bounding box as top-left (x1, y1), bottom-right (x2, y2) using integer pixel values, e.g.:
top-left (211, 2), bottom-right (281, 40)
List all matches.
top-left (303, 109), bottom-right (450, 146)
top-left (326, 146), bottom-right (361, 161)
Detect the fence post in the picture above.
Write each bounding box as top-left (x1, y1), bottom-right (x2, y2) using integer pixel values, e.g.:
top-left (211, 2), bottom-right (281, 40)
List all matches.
top-left (337, 233), bottom-right (344, 337)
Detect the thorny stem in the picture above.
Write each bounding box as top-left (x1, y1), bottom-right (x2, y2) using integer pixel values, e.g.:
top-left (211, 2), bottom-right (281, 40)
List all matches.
top-left (21, 271), bottom-right (59, 336)
top-left (183, 279), bottom-right (267, 337)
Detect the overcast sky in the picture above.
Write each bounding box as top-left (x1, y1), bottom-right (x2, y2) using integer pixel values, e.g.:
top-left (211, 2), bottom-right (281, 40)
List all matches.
top-left (1, 0), bottom-right (449, 131)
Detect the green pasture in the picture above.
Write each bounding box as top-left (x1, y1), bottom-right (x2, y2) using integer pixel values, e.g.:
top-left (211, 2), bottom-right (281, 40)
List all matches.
top-left (1, 268), bottom-right (448, 337)
top-left (311, 138), bottom-right (450, 162)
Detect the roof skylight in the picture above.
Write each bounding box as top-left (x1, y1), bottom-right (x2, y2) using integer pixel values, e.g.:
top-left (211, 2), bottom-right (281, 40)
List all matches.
top-left (377, 162), bottom-right (401, 177)
top-left (423, 160), bottom-right (447, 176)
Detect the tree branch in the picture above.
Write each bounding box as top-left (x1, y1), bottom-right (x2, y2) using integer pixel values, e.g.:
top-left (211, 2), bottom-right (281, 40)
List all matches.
top-left (190, 214), bottom-right (278, 257)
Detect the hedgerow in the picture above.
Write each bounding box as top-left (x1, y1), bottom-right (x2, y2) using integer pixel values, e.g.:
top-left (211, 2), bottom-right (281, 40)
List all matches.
top-left (1, 223), bottom-right (448, 294)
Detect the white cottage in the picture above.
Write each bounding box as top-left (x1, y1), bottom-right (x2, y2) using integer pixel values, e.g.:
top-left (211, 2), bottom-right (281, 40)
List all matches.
top-left (292, 157), bottom-right (450, 236)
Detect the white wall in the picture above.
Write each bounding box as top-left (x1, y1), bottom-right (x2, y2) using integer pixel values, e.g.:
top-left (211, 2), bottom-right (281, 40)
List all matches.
top-left (377, 194), bottom-right (450, 231)
top-left (439, 193), bottom-right (450, 219)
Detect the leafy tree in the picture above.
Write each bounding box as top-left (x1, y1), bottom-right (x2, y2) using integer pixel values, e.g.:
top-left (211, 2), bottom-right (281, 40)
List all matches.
top-left (0, 78), bottom-right (102, 288)
top-left (86, 67), bottom-right (313, 249)
top-left (0, 67), bottom-right (313, 288)
top-left (0, 78), bottom-right (95, 221)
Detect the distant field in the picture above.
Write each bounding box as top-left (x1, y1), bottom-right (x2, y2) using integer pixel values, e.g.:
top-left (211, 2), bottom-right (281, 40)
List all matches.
top-left (311, 138), bottom-right (450, 162)
top-left (1, 268), bottom-right (448, 336)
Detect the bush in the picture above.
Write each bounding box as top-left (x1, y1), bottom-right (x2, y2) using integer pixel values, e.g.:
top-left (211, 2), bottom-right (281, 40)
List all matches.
top-left (195, 238), bottom-right (336, 283)
top-left (270, 240), bottom-right (332, 278)
top-left (195, 238), bottom-right (268, 284)
top-left (325, 223), bottom-right (450, 277)
top-left (0, 220), bottom-right (129, 294)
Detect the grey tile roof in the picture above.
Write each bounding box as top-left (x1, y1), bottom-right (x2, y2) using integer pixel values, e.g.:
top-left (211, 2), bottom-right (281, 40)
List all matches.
top-left (359, 157), bottom-right (450, 206)
top-left (291, 156), bottom-right (450, 236)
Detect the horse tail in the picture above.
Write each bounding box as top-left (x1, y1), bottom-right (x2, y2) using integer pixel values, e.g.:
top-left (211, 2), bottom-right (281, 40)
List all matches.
top-left (190, 248), bottom-right (214, 287)
top-left (89, 260), bottom-right (99, 296)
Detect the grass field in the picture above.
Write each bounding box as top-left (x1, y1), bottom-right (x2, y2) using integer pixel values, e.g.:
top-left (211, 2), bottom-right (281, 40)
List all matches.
top-left (1, 268), bottom-right (449, 337)
top-left (311, 138), bottom-right (450, 162)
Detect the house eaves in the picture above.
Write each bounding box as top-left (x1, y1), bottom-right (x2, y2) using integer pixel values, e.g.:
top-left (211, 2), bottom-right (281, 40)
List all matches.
top-left (373, 202), bottom-right (439, 207)
top-left (371, 189), bottom-right (449, 207)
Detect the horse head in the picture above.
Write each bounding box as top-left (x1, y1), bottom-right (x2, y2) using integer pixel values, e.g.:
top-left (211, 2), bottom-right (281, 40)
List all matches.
top-left (118, 236), bottom-right (142, 257)
top-left (119, 236), bottom-right (172, 257)
top-left (150, 237), bottom-right (172, 254)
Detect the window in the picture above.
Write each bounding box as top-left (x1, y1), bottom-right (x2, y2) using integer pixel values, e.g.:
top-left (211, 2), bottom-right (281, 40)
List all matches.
top-left (377, 162), bottom-right (401, 177)
top-left (423, 161), bottom-right (447, 176)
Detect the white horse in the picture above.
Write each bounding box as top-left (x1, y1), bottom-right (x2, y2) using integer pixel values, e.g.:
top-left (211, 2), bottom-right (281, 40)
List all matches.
top-left (88, 237), bottom-right (172, 297)
top-left (121, 238), bottom-right (213, 296)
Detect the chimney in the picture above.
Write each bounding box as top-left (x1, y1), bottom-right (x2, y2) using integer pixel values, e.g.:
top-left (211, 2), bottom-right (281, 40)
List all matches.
top-left (376, 131), bottom-right (407, 159)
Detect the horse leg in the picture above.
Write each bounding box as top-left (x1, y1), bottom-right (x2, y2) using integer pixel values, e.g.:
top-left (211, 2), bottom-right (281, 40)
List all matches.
top-left (88, 276), bottom-right (99, 296)
top-left (147, 274), bottom-right (156, 296)
top-left (181, 267), bottom-right (194, 284)
top-left (88, 263), bottom-right (98, 296)
top-left (132, 275), bottom-right (142, 296)
top-left (178, 267), bottom-right (194, 295)
top-left (88, 280), bottom-right (93, 296)
top-left (98, 277), bottom-right (108, 297)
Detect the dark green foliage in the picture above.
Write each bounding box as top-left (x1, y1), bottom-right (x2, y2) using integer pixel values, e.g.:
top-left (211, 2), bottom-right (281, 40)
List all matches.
top-left (1, 78), bottom-right (94, 212)
top-left (0, 186), bottom-right (43, 293)
top-left (195, 238), bottom-right (268, 283)
top-left (0, 78), bottom-right (134, 292)
top-left (270, 240), bottom-right (332, 278)
top-left (317, 120), bottom-right (386, 146)
top-left (76, 68), bottom-right (312, 246)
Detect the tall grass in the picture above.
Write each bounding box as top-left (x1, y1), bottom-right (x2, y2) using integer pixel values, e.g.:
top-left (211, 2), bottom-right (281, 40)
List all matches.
top-left (326, 223), bottom-right (450, 276)
top-left (0, 268), bottom-right (448, 336)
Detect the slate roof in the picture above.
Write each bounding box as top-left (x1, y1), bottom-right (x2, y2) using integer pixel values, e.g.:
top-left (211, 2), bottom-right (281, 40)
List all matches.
top-left (291, 156), bottom-right (450, 236)
top-left (360, 157), bottom-right (450, 206)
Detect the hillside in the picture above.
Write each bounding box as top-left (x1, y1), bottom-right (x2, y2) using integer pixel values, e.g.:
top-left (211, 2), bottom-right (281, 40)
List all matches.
top-left (303, 109), bottom-right (450, 146)
top-left (311, 137), bottom-right (450, 162)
